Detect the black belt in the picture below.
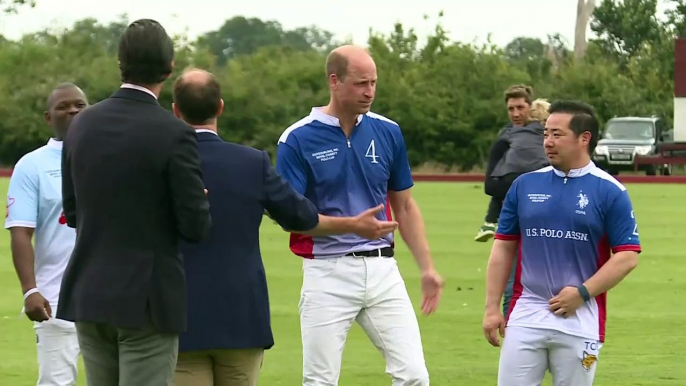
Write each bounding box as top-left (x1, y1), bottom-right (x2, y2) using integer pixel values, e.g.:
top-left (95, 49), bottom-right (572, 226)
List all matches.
top-left (345, 247), bottom-right (394, 258)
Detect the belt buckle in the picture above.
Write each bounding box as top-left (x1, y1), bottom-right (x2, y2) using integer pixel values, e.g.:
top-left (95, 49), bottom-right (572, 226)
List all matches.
top-left (353, 249), bottom-right (382, 258)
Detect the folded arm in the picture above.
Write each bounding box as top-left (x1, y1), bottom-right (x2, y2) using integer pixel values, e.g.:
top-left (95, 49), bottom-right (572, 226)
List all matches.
top-left (583, 251), bottom-right (638, 297)
top-left (583, 190), bottom-right (641, 297)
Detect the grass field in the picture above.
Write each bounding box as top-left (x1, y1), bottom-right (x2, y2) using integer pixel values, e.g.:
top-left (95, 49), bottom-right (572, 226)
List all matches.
top-left (1, 178), bottom-right (685, 385)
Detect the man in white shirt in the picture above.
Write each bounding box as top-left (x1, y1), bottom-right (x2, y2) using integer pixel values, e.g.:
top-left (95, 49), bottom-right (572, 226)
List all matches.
top-left (5, 83), bottom-right (88, 385)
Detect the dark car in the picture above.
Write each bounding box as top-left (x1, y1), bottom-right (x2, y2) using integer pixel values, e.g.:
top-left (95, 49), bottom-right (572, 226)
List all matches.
top-left (592, 116), bottom-right (673, 175)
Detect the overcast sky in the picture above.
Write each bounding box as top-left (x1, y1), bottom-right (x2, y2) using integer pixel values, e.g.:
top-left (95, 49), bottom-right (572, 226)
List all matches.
top-left (0, 0), bottom-right (675, 48)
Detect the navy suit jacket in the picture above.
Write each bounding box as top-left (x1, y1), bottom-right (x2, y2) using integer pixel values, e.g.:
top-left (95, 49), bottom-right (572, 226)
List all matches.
top-left (178, 131), bottom-right (320, 352)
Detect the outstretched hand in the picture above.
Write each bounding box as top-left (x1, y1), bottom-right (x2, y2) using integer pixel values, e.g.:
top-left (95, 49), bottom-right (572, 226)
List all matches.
top-left (352, 204), bottom-right (398, 240)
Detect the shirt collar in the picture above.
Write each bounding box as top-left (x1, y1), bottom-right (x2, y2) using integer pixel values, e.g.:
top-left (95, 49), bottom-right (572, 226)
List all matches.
top-left (195, 129), bottom-right (218, 136)
top-left (120, 83), bottom-right (158, 100)
top-left (47, 138), bottom-right (63, 150)
top-left (552, 161), bottom-right (596, 178)
top-left (310, 107), bottom-right (364, 127)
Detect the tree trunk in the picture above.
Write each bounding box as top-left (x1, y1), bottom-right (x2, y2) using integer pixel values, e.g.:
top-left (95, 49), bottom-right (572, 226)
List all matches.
top-left (575, 0), bottom-right (596, 61)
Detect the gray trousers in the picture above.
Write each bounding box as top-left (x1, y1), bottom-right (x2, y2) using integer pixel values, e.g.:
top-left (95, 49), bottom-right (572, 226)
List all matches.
top-left (76, 321), bottom-right (178, 386)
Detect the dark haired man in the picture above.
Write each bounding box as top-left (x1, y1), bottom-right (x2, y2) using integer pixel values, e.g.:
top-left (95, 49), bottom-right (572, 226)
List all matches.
top-left (482, 100), bottom-right (641, 386)
top-left (56, 19), bottom-right (211, 386)
top-left (170, 67), bottom-right (397, 386)
top-left (475, 84), bottom-right (544, 243)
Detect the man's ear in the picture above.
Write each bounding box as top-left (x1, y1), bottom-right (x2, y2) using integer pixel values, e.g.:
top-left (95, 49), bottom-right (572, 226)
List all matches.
top-left (44, 111), bottom-right (51, 125)
top-left (172, 103), bottom-right (180, 119)
top-left (164, 61), bottom-right (175, 80)
top-left (217, 99), bottom-right (224, 116)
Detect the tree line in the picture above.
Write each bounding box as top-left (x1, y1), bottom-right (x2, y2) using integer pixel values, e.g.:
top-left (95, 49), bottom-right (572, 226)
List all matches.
top-left (0, 0), bottom-right (682, 171)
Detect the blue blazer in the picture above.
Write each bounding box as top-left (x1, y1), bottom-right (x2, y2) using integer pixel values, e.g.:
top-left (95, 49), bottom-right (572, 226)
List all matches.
top-left (178, 131), bottom-right (319, 352)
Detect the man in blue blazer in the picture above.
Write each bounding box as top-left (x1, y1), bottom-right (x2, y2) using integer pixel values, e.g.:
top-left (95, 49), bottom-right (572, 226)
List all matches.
top-left (170, 68), bottom-right (398, 386)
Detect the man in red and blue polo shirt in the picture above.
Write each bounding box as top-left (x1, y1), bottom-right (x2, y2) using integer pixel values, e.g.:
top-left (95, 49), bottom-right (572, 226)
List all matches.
top-left (482, 100), bottom-right (641, 386)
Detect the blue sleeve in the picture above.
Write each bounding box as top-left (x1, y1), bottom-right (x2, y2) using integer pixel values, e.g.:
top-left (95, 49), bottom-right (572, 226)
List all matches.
top-left (388, 128), bottom-right (414, 192)
top-left (605, 188), bottom-right (641, 254)
top-left (494, 177), bottom-right (520, 240)
top-left (275, 140), bottom-right (308, 195)
top-left (4, 158), bottom-right (39, 229)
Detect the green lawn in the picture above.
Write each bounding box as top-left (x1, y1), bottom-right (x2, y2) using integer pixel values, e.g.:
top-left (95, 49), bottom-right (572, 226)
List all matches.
top-left (1, 179), bottom-right (684, 385)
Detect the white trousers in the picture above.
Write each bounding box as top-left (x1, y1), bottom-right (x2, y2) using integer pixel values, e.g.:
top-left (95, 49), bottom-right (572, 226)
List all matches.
top-left (34, 317), bottom-right (80, 386)
top-left (498, 326), bottom-right (603, 386)
top-left (299, 255), bottom-right (429, 386)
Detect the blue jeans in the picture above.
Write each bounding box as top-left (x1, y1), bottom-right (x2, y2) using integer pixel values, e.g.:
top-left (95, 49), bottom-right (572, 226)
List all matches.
top-left (502, 257), bottom-right (517, 316)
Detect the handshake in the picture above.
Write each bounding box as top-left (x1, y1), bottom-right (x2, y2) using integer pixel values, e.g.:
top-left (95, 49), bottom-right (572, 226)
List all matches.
top-left (265, 203), bottom-right (398, 240)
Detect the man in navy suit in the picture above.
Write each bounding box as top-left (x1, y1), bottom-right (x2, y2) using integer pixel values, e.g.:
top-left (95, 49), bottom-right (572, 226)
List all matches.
top-left (170, 68), bottom-right (398, 386)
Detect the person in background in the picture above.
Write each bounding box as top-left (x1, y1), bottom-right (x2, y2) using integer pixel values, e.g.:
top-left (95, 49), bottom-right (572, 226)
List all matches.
top-left (474, 87), bottom-right (550, 318)
top-left (491, 97), bottom-right (551, 316)
top-left (5, 83), bottom-right (88, 386)
top-left (530, 98), bottom-right (551, 124)
top-left (474, 86), bottom-right (550, 244)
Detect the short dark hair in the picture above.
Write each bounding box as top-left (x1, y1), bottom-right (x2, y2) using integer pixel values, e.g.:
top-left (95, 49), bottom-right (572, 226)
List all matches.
top-left (118, 19), bottom-right (174, 85)
top-left (548, 100), bottom-right (600, 154)
top-left (46, 82), bottom-right (80, 110)
top-left (172, 70), bottom-right (222, 125)
top-left (504, 84), bottom-right (534, 105)
top-left (326, 50), bottom-right (349, 81)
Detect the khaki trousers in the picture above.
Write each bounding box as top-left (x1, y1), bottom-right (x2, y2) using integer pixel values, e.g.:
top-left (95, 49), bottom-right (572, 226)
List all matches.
top-left (175, 348), bottom-right (264, 386)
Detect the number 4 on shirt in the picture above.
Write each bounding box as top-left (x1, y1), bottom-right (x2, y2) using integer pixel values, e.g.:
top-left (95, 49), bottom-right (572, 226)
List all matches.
top-left (630, 210), bottom-right (639, 236)
top-left (366, 139), bottom-right (379, 164)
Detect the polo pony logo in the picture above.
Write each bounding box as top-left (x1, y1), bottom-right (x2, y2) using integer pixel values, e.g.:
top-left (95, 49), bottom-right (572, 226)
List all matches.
top-left (577, 191), bottom-right (589, 210)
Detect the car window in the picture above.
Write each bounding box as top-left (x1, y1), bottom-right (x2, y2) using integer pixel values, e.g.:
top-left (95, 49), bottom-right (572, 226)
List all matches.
top-left (603, 121), bottom-right (654, 140)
